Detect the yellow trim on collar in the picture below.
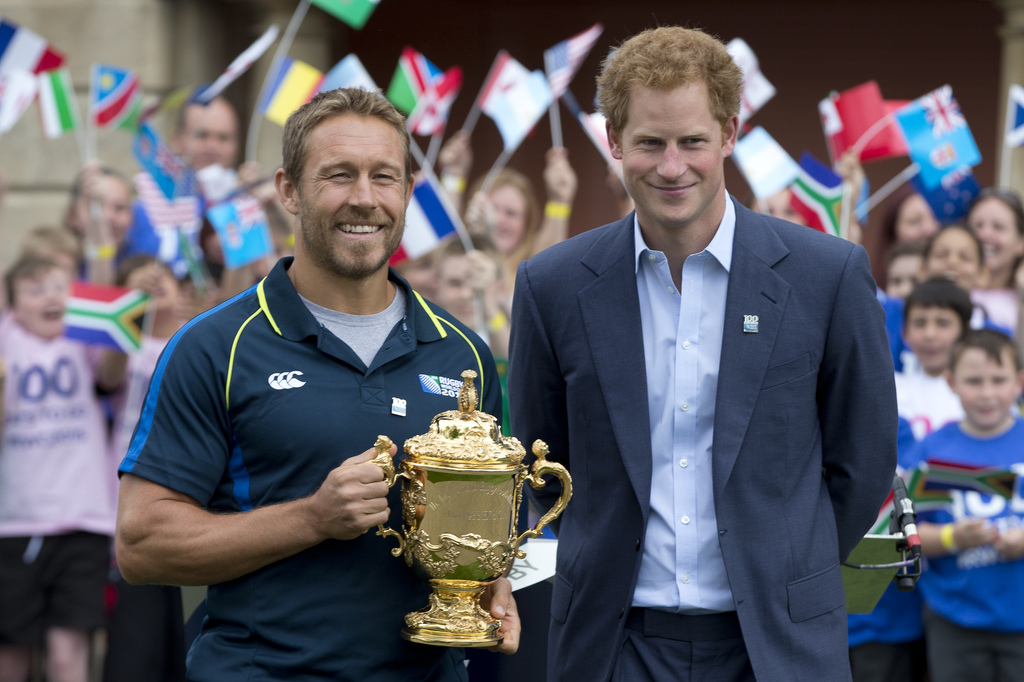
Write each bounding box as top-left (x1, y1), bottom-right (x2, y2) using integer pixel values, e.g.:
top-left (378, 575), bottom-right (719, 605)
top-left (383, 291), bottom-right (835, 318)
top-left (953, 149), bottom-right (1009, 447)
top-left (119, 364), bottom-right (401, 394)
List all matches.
top-left (414, 291), bottom-right (447, 338)
top-left (257, 278), bottom-right (282, 336)
top-left (437, 317), bottom-right (485, 410)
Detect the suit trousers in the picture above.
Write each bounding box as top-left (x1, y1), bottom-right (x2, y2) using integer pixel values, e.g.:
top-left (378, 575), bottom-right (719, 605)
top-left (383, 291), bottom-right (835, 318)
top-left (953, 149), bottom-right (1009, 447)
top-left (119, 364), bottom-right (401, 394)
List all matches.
top-left (611, 609), bottom-right (756, 682)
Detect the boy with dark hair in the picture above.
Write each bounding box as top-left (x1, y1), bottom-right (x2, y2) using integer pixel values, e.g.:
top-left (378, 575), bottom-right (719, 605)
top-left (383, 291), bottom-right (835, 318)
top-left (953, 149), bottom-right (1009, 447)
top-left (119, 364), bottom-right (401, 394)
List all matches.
top-left (912, 328), bottom-right (1024, 682)
top-left (896, 278), bottom-right (972, 439)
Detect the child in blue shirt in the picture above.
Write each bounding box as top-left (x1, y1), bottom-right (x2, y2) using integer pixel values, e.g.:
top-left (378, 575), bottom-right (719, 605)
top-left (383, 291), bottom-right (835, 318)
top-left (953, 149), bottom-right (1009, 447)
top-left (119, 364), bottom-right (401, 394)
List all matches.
top-left (911, 328), bottom-right (1024, 682)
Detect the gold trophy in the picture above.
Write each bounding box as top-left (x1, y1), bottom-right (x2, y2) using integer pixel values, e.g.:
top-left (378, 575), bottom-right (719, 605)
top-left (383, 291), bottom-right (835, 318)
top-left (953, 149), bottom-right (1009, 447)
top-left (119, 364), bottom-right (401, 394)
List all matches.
top-left (371, 369), bottom-right (572, 647)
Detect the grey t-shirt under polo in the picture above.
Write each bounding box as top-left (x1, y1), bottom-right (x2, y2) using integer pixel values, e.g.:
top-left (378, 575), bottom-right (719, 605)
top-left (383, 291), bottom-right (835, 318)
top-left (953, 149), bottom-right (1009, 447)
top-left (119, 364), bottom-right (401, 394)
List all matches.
top-left (299, 286), bottom-right (407, 367)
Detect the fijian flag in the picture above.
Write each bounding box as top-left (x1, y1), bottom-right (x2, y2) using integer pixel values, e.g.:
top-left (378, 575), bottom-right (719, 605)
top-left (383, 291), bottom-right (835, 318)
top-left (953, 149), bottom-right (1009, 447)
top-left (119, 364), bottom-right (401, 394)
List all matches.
top-left (64, 281), bottom-right (149, 353)
top-left (894, 85), bottom-right (981, 189)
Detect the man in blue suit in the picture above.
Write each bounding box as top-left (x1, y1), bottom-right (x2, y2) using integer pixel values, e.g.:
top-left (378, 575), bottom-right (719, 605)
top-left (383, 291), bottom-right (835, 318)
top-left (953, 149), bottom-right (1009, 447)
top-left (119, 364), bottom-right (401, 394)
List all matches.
top-left (508, 26), bottom-right (896, 681)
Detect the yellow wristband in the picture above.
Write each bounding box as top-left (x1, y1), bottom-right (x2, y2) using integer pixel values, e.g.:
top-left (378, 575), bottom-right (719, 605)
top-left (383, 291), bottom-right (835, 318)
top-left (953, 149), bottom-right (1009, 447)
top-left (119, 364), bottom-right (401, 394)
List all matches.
top-left (286, 233), bottom-right (295, 249)
top-left (86, 243), bottom-right (116, 261)
top-left (940, 523), bottom-right (958, 552)
top-left (442, 174), bottom-right (466, 194)
top-left (545, 201), bottom-right (571, 220)
top-left (488, 311), bottom-right (508, 333)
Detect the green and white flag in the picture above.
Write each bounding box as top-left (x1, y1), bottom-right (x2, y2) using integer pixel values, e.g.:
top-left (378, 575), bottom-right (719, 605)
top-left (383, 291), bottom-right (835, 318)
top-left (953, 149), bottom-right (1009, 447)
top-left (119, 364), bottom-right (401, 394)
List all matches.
top-left (309, 0), bottom-right (380, 30)
top-left (37, 67), bottom-right (80, 138)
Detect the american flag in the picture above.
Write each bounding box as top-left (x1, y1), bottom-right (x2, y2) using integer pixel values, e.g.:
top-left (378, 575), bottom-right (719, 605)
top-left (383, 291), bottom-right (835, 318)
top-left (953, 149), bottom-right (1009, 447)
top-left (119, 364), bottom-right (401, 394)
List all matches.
top-left (544, 23), bottom-right (603, 99)
top-left (922, 85), bottom-right (966, 139)
top-left (134, 172), bottom-right (200, 230)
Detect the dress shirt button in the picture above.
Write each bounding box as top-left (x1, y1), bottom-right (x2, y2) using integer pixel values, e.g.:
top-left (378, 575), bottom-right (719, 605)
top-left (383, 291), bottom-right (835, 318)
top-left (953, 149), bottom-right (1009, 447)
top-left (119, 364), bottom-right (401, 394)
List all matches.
top-left (681, 515), bottom-right (690, 525)
top-left (682, 574), bottom-right (691, 584)
top-left (682, 340), bottom-right (691, 350)
top-left (681, 402), bottom-right (689, 412)
top-left (666, 285), bottom-right (674, 293)
top-left (648, 254), bottom-right (656, 261)
top-left (679, 458), bottom-right (688, 468)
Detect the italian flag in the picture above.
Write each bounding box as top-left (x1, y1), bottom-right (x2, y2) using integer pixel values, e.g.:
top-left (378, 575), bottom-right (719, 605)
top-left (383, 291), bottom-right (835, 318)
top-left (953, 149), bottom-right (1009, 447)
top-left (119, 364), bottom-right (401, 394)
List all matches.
top-left (37, 67), bottom-right (79, 139)
top-left (308, 0), bottom-right (380, 30)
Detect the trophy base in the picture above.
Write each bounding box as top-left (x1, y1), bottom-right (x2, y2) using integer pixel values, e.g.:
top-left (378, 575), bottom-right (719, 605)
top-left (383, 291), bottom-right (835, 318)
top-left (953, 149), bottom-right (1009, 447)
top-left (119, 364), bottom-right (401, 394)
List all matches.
top-left (402, 579), bottom-right (502, 648)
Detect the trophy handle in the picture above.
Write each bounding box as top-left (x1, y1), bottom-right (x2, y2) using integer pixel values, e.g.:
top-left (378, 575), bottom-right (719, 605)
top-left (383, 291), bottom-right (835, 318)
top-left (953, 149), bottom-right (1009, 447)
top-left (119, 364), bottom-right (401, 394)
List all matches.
top-left (512, 440), bottom-right (573, 557)
top-left (369, 435), bottom-right (411, 557)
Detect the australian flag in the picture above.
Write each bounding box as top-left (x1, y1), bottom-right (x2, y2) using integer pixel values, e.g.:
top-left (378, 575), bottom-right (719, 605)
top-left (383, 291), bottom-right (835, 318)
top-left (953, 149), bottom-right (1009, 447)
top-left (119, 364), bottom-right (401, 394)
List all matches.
top-left (894, 85), bottom-right (981, 189)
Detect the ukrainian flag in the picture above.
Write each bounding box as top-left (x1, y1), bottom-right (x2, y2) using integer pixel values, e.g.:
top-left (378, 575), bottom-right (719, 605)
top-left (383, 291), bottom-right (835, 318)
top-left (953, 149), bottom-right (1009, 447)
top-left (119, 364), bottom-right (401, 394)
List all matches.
top-left (260, 57), bottom-right (324, 126)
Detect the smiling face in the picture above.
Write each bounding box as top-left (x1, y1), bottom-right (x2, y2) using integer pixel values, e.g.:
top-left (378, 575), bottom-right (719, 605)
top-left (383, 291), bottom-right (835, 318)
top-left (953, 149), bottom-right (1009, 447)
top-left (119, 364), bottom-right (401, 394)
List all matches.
top-left (903, 305), bottom-right (963, 377)
top-left (948, 346), bottom-right (1024, 435)
top-left (609, 82), bottom-right (737, 247)
top-left (278, 113), bottom-right (412, 283)
top-left (967, 196), bottom-right (1024, 286)
top-left (924, 227), bottom-right (982, 291)
top-left (11, 266), bottom-right (71, 340)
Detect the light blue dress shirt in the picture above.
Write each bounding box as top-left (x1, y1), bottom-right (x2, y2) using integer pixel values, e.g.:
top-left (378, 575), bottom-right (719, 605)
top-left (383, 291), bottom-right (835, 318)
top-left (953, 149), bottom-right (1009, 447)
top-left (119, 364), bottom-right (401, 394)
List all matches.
top-left (631, 193), bottom-right (736, 614)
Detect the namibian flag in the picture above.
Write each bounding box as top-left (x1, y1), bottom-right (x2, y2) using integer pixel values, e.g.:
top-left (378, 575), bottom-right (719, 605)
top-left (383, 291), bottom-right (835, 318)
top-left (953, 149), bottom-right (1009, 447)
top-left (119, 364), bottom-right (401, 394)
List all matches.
top-left (90, 64), bottom-right (142, 131)
top-left (64, 281), bottom-right (149, 353)
top-left (922, 459), bottom-right (1018, 499)
top-left (789, 152), bottom-right (843, 238)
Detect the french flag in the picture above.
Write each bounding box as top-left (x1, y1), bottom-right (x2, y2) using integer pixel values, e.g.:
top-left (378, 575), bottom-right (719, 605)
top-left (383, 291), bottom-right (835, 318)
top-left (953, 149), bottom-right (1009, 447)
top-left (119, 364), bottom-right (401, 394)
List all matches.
top-left (0, 19), bottom-right (63, 77)
top-left (391, 175), bottom-right (460, 265)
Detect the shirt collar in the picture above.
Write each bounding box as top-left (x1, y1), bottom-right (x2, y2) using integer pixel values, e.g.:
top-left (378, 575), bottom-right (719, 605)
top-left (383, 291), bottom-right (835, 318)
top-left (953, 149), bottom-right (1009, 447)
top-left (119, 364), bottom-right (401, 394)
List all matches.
top-left (633, 191), bottom-right (736, 273)
top-left (257, 257), bottom-right (442, 343)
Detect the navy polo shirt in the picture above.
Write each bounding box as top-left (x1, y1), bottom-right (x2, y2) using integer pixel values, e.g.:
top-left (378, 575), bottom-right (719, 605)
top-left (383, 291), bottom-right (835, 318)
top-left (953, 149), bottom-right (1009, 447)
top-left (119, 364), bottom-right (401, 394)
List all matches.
top-left (120, 257), bottom-right (501, 681)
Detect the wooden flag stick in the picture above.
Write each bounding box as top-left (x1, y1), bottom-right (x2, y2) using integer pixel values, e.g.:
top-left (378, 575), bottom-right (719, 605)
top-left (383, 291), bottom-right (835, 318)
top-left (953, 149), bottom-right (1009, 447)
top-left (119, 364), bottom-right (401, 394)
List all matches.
top-left (245, 0), bottom-right (311, 163)
top-left (461, 51), bottom-right (504, 137)
top-left (864, 162), bottom-right (920, 215)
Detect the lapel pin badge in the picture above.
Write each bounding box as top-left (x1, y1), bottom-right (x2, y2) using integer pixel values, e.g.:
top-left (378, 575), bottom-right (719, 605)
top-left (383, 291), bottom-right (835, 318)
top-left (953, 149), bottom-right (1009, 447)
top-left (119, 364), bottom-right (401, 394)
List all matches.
top-left (392, 397), bottom-right (407, 417)
top-left (743, 314), bottom-right (759, 333)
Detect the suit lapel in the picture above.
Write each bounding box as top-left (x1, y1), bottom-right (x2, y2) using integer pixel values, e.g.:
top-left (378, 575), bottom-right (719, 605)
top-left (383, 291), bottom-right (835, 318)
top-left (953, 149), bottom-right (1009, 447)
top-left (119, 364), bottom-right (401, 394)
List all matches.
top-left (713, 203), bottom-right (791, 498)
top-left (578, 216), bottom-right (654, 513)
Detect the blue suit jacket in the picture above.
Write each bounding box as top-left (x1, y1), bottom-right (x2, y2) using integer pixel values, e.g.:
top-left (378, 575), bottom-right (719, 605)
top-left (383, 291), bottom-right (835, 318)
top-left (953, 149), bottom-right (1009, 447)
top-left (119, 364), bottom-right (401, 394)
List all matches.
top-left (508, 200), bottom-right (897, 681)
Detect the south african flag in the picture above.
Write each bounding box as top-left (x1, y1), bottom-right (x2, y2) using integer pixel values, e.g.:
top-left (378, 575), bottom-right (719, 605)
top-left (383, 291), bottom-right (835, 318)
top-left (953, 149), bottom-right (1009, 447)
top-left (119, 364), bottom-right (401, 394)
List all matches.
top-left (64, 281), bottom-right (149, 352)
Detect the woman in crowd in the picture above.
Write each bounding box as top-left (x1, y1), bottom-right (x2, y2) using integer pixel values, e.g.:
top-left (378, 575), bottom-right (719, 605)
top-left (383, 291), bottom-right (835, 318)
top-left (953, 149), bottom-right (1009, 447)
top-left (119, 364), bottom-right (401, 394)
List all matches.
top-left (965, 188), bottom-right (1024, 337)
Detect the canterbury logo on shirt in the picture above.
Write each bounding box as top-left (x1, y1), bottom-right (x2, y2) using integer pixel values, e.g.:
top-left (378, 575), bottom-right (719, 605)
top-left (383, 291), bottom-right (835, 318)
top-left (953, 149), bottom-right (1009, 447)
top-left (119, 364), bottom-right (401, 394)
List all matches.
top-left (268, 371), bottom-right (306, 390)
top-left (419, 374), bottom-right (461, 397)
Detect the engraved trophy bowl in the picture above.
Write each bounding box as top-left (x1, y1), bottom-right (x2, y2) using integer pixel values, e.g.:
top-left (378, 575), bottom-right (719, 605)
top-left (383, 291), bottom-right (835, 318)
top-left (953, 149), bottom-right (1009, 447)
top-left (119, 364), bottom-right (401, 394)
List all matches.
top-left (371, 369), bottom-right (572, 647)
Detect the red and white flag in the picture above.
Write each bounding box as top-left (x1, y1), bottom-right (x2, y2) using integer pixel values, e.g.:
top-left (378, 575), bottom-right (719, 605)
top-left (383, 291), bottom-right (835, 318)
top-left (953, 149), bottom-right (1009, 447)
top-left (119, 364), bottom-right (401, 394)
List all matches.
top-left (0, 68), bottom-right (37, 133)
top-left (478, 52), bottom-right (552, 151)
top-left (819, 80), bottom-right (908, 163)
top-left (408, 66), bottom-right (462, 137)
top-left (726, 38), bottom-right (775, 125)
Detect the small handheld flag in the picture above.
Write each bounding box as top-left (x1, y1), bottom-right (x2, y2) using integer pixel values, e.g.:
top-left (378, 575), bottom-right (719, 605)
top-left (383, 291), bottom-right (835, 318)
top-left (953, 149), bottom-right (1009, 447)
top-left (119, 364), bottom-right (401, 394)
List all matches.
top-left (64, 281), bottom-right (149, 353)
top-left (90, 64), bottom-right (142, 131)
top-left (0, 18), bottom-right (64, 76)
top-left (478, 51), bottom-right (552, 151)
top-left (387, 47), bottom-right (442, 115)
top-left (318, 53), bottom-right (378, 94)
top-left (726, 38), bottom-right (775, 125)
top-left (36, 67), bottom-right (80, 139)
top-left (259, 57), bottom-right (324, 127)
top-left (922, 459), bottom-right (1018, 499)
top-left (308, 0), bottom-right (380, 30)
top-left (206, 194), bottom-right (274, 269)
top-left (894, 85), bottom-right (981, 189)
top-left (390, 174), bottom-right (462, 264)
top-left (544, 23), bottom-right (603, 99)
top-left (0, 68), bottom-right (37, 133)
top-left (1005, 84), bottom-right (1024, 148)
top-left (819, 81), bottom-right (908, 163)
top-left (731, 126), bottom-right (799, 201)
top-left (910, 165), bottom-right (979, 222)
top-left (133, 122), bottom-right (196, 201)
top-left (408, 66), bottom-right (462, 137)
top-left (790, 152), bottom-right (844, 237)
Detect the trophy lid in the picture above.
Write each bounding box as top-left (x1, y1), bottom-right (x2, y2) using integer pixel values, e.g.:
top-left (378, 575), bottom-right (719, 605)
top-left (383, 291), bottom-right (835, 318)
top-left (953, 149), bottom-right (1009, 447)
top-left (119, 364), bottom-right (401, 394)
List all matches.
top-left (404, 370), bottom-right (525, 469)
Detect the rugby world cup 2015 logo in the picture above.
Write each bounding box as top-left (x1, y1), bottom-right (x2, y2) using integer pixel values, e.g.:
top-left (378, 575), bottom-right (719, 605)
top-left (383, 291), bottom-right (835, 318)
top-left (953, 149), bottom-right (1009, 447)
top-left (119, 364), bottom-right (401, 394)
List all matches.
top-left (419, 374), bottom-right (461, 397)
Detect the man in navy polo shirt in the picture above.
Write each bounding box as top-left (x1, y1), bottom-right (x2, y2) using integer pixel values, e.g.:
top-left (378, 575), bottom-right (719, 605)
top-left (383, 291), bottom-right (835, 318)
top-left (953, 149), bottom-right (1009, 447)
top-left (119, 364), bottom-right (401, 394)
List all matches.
top-left (115, 88), bottom-right (518, 681)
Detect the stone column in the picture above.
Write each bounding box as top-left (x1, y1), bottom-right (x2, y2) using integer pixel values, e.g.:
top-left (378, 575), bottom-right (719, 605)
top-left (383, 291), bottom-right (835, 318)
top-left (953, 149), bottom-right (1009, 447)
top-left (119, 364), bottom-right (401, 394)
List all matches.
top-left (995, 0), bottom-right (1024, 192)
